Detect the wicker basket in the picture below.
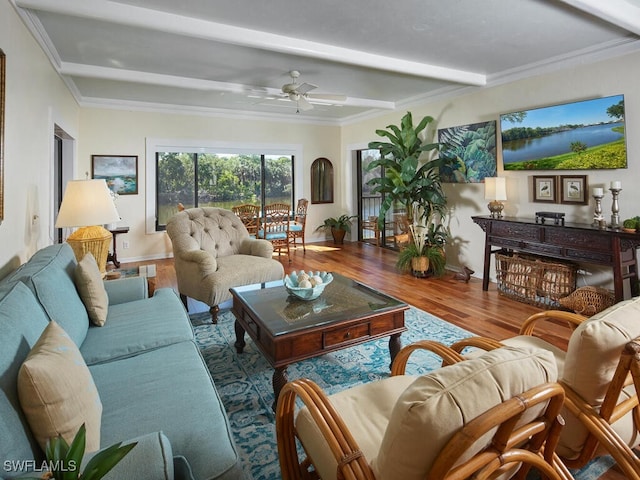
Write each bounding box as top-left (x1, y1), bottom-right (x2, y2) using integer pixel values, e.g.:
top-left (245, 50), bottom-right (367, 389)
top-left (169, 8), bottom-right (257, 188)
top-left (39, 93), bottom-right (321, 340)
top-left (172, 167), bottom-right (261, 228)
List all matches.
top-left (495, 252), bottom-right (577, 308)
top-left (558, 286), bottom-right (615, 316)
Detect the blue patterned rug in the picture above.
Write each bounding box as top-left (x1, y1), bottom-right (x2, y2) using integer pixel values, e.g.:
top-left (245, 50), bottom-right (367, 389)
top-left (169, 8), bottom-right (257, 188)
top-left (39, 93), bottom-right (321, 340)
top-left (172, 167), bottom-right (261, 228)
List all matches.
top-left (191, 307), bottom-right (611, 480)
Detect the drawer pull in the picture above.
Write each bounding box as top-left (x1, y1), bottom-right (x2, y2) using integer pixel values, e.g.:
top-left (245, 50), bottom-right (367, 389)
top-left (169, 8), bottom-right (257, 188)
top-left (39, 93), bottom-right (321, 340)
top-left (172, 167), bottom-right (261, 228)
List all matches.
top-left (344, 331), bottom-right (351, 339)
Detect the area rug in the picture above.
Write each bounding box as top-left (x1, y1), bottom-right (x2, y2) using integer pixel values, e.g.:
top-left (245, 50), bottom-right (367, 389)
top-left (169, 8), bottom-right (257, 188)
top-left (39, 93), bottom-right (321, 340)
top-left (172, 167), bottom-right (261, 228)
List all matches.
top-left (191, 307), bottom-right (612, 480)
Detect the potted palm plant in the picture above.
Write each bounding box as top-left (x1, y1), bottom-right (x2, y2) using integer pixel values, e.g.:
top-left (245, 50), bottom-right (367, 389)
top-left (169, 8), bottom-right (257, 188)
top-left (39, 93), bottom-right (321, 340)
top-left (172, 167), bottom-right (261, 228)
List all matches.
top-left (315, 214), bottom-right (358, 244)
top-left (367, 111), bottom-right (453, 276)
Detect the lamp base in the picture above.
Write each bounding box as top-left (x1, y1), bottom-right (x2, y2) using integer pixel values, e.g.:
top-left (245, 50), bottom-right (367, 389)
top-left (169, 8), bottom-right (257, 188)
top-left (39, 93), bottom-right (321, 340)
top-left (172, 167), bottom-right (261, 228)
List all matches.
top-left (66, 226), bottom-right (112, 274)
top-left (487, 201), bottom-right (504, 219)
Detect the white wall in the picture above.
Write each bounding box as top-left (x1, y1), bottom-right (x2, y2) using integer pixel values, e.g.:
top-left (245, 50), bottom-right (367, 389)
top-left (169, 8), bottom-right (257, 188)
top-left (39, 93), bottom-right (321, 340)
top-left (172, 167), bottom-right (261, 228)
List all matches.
top-left (342, 50), bottom-right (640, 288)
top-left (77, 108), bottom-right (341, 261)
top-left (0, 2), bottom-right (79, 278)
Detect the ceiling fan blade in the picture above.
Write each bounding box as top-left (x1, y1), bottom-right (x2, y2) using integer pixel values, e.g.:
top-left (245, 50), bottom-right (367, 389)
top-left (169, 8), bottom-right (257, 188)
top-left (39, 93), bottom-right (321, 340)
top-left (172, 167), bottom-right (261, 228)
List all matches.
top-left (296, 82), bottom-right (317, 95)
top-left (297, 96), bottom-right (314, 111)
top-left (307, 93), bottom-right (347, 102)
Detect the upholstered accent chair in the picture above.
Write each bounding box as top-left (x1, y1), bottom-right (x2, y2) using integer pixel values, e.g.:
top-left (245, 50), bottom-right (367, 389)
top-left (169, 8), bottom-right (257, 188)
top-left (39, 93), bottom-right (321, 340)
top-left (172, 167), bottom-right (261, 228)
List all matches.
top-left (452, 297), bottom-right (640, 479)
top-left (231, 203), bottom-right (261, 238)
top-left (276, 343), bottom-right (573, 480)
top-left (289, 198), bottom-right (308, 252)
top-left (258, 203), bottom-right (291, 262)
top-left (166, 207), bottom-right (284, 323)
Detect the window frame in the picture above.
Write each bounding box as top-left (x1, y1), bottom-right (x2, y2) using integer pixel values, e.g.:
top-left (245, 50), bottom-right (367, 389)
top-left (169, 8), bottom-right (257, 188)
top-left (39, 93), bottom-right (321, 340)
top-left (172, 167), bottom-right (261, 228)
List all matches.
top-left (146, 138), bottom-right (303, 234)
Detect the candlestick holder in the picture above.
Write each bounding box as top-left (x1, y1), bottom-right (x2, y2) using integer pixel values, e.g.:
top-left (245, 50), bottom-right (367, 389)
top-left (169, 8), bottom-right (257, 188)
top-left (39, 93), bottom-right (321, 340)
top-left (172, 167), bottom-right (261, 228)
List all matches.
top-left (610, 187), bottom-right (622, 229)
top-left (592, 193), bottom-right (604, 227)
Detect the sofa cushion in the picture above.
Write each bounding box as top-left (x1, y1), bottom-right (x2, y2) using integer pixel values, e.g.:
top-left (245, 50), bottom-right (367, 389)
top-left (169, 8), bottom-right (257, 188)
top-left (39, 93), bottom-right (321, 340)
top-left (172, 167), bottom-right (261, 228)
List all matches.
top-left (0, 283), bottom-right (50, 472)
top-left (18, 321), bottom-right (102, 453)
top-left (90, 341), bottom-right (242, 480)
top-left (8, 244), bottom-right (89, 346)
top-left (372, 346), bottom-right (557, 480)
top-left (74, 252), bottom-right (109, 326)
top-left (82, 431), bottom-right (174, 480)
top-left (80, 288), bottom-right (194, 365)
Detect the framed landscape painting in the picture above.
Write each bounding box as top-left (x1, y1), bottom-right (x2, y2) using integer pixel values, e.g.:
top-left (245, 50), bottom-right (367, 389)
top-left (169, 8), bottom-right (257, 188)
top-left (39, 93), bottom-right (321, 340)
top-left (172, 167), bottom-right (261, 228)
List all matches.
top-left (92, 155), bottom-right (138, 195)
top-left (438, 120), bottom-right (497, 183)
top-left (501, 94), bottom-right (627, 170)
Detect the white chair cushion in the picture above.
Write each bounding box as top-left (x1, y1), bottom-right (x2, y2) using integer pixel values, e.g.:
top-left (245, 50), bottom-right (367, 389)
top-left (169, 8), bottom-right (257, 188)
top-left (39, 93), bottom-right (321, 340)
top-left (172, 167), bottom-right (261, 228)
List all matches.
top-left (372, 346), bottom-right (557, 480)
top-left (559, 296), bottom-right (640, 459)
top-left (296, 375), bottom-right (417, 480)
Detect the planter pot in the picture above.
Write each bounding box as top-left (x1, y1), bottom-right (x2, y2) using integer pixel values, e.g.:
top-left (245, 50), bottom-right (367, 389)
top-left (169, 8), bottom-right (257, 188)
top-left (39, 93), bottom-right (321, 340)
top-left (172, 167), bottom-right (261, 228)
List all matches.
top-left (331, 227), bottom-right (347, 244)
top-left (411, 256), bottom-right (430, 278)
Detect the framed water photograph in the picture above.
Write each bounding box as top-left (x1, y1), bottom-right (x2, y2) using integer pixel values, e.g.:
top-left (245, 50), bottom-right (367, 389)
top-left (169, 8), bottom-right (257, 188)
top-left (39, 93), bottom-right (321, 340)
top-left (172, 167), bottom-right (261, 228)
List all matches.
top-left (532, 175), bottom-right (558, 203)
top-left (91, 155), bottom-right (138, 195)
top-left (438, 120), bottom-right (497, 183)
top-left (560, 175), bottom-right (588, 205)
top-left (501, 94), bottom-right (627, 170)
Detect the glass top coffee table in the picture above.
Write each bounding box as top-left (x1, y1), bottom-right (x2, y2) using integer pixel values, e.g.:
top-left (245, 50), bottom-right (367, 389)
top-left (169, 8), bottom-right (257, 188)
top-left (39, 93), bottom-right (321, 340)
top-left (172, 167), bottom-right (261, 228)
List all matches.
top-left (230, 272), bottom-right (408, 409)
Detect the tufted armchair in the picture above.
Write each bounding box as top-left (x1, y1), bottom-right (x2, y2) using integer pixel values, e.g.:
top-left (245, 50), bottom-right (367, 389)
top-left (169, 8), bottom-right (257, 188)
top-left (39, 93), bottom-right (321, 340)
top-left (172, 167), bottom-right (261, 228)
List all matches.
top-left (166, 207), bottom-right (285, 323)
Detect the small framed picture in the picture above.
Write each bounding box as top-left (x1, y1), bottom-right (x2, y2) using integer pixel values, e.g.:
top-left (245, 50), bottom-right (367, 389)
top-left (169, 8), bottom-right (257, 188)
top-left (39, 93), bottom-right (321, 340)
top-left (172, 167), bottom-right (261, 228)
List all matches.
top-left (532, 175), bottom-right (558, 203)
top-left (91, 155), bottom-right (138, 195)
top-left (560, 175), bottom-right (588, 205)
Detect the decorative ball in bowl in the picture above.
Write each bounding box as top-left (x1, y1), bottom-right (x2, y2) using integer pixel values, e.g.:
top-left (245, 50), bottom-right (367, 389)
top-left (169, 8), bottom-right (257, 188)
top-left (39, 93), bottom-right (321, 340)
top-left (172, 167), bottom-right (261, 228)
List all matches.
top-left (284, 270), bottom-right (333, 301)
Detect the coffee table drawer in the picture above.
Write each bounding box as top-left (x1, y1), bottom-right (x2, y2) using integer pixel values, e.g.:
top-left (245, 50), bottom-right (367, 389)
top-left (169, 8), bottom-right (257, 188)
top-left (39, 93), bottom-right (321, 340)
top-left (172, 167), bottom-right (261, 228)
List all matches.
top-left (323, 323), bottom-right (370, 348)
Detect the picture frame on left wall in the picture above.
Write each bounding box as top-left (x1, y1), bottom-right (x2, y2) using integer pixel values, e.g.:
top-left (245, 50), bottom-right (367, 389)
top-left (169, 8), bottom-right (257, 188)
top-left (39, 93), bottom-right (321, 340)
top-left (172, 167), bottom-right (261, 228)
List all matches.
top-left (92, 155), bottom-right (138, 195)
top-left (532, 175), bottom-right (558, 203)
top-left (0, 48), bottom-right (5, 224)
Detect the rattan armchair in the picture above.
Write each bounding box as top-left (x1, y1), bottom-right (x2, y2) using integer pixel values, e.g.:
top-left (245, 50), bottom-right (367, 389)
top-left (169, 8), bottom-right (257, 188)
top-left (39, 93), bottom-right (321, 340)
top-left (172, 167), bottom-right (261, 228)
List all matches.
top-left (451, 298), bottom-right (640, 479)
top-left (231, 203), bottom-right (261, 237)
top-left (276, 342), bottom-right (573, 480)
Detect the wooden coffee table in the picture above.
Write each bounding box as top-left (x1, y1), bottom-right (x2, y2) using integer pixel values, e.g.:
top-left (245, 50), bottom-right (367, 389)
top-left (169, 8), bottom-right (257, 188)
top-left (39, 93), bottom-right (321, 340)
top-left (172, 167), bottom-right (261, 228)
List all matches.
top-left (230, 273), bottom-right (408, 409)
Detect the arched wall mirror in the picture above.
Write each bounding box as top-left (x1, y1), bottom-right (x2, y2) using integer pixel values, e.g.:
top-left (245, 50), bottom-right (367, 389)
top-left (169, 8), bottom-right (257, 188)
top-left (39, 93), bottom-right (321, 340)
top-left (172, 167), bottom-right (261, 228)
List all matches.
top-left (311, 157), bottom-right (334, 204)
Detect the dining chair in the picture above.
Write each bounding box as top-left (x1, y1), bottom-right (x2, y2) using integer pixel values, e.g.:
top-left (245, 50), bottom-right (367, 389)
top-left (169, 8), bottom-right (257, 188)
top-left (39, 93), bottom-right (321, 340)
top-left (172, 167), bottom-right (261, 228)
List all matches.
top-left (259, 203), bottom-right (291, 262)
top-left (231, 203), bottom-right (261, 238)
top-left (289, 198), bottom-right (308, 252)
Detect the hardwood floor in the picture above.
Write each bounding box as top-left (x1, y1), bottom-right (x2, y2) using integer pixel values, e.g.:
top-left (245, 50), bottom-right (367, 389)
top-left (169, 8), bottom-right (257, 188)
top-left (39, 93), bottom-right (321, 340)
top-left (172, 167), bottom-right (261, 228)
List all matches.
top-left (121, 240), bottom-right (625, 479)
top-left (133, 240), bottom-right (571, 349)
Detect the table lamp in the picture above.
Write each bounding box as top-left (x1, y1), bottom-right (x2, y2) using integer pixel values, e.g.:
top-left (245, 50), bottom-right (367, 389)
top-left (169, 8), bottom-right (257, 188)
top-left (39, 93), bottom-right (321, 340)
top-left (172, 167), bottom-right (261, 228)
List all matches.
top-left (484, 177), bottom-right (507, 219)
top-left (55, 179), bottom-right (121, 274)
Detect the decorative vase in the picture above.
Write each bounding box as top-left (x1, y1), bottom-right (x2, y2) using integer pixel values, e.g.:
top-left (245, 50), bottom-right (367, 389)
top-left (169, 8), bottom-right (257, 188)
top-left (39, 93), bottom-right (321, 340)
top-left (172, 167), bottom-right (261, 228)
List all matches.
top-left (331, 227), bottom-right (347, 244)
top-left (411, 256), bottom-right (430, 278)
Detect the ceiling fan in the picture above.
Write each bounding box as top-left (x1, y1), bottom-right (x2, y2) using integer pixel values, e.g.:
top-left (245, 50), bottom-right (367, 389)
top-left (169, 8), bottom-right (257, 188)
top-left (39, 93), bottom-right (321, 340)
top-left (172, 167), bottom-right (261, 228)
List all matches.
top-left (280, 70), bottom-right (346, 112)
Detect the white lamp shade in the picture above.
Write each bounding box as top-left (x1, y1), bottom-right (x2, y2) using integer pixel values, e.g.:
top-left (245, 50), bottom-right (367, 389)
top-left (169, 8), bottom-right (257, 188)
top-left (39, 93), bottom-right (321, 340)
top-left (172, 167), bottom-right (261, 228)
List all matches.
top-left (55, 179), bottom-right (121, 228)
top-left (484, 177), bottom-right (507, 201)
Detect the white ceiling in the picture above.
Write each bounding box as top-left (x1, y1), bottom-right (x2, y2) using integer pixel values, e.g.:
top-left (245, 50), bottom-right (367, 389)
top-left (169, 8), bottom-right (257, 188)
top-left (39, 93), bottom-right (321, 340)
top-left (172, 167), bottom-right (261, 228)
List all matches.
top-left (11, 0), bottom-right (640, 124)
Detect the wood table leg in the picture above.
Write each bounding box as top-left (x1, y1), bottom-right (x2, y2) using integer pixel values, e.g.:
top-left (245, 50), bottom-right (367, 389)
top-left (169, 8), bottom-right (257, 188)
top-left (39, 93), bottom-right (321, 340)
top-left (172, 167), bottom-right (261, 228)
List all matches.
top-left (272, 366), bottom-right (289, 412)
top-left (234, 320), bottom-right (246, 353)
top-left (389, 333), bottom-right (402, 370)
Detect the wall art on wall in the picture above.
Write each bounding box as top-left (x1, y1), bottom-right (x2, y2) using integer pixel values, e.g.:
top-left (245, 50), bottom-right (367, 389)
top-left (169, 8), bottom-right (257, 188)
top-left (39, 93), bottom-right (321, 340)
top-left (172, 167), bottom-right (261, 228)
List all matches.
top-left (438, 120), bottom-right (497, 183)
top-left (501, 94), bottom-right (627, 171)
top-left (532, 175), bottom-right (558, 203)
top-left (91, 155), bottom-right (138, 195)
top-left (560, 175), bottom-right (588, 205)
top-left (0, 48), bottom-right (5, 224)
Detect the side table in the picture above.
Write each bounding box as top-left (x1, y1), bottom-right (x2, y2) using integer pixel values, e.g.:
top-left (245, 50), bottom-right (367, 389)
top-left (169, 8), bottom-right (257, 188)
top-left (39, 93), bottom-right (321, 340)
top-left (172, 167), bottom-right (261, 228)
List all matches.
top-left (105, 265), bottom-right (156, 296)
top-left (107, 226), bottom-right (129, 268)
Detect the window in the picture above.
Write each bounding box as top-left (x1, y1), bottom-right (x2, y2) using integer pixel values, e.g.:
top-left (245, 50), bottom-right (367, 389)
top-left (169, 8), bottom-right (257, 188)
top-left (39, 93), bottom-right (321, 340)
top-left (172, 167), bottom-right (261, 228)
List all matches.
top-left (146, 139), bottom-right (302, 233)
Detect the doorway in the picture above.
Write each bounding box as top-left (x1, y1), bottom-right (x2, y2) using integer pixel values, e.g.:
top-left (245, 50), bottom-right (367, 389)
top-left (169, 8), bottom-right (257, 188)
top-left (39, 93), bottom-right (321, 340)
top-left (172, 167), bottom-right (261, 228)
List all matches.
top-left (356, 149), bottom-right (402, 249)
top-left (53, 125), bottom-right (74, 243)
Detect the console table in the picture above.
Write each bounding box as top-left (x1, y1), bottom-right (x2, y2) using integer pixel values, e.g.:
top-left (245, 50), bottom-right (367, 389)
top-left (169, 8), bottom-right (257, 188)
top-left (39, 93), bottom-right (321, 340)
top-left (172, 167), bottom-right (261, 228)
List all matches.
top-left (472, 216), bottom-right (640, 302)
top-left (107, 226), bottom-right (129, 268)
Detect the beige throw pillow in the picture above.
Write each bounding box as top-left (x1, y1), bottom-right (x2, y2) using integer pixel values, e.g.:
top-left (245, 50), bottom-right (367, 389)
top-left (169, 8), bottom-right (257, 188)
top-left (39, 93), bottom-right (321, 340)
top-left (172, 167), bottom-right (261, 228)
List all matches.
top-left (74, 252), bottom-right (109, 326)
top-left (18, 321), bottom-right (102, 453)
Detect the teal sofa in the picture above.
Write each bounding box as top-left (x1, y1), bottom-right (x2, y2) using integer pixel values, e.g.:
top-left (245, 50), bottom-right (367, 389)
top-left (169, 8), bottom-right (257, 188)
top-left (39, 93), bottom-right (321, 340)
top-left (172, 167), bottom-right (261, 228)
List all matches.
top-left (0, 243), bottom-right (244, 480)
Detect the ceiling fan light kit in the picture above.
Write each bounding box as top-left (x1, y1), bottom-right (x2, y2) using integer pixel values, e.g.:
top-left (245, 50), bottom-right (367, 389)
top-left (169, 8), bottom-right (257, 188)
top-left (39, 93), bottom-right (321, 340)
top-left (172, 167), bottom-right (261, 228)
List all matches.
top-left (280, 70), bottom-right (346, 112)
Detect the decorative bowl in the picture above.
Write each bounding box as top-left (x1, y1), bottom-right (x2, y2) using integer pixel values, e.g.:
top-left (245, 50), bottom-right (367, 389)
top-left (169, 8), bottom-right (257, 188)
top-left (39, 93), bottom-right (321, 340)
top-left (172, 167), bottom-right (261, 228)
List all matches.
top-left (283, 270), bottom-right (333, 301)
